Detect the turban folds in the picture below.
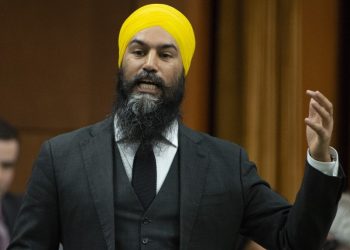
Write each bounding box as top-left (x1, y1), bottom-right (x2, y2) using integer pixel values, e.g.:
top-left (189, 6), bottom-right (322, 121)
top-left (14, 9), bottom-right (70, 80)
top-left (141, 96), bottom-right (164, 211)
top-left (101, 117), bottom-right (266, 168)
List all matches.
top-left (118, 4), bottom-right (196, 75)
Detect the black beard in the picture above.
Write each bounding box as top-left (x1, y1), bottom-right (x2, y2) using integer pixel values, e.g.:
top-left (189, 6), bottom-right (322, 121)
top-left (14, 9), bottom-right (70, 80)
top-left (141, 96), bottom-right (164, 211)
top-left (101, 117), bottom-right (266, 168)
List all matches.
top-left (113, 69), bottom-right (185, 147)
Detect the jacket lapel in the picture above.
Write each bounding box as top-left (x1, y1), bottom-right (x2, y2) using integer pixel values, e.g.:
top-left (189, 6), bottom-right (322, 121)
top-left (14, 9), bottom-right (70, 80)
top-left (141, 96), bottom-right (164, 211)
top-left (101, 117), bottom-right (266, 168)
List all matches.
top-left (179, 125), bottom-right (209, 250)
top-left (80, 118), bottom-right (115, 250)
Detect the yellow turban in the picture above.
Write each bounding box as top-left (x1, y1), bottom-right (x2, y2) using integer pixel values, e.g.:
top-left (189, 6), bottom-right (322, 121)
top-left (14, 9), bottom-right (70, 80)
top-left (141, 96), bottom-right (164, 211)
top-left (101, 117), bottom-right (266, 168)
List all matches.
top-left (118, 4), bottom-right (196, 75)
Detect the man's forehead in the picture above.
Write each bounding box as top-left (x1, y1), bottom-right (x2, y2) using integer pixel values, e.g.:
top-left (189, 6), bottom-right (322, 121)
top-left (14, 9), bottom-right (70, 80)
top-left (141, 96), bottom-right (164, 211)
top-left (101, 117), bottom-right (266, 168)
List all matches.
top-left (128, 26), bottom-right (179, 49)
top-left (0, 139), bottom-right (19, 160)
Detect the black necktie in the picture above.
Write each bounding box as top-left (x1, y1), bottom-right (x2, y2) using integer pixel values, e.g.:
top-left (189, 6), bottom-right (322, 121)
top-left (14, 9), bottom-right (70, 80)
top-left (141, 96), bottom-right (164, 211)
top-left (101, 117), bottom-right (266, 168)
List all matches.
top-left (132, 143), bottom-right (156, 209)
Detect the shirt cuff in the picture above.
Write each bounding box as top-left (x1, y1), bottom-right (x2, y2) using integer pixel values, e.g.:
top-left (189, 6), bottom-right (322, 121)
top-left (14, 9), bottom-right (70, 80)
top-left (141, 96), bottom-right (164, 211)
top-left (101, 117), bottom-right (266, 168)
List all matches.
top-left (307, 147), bottom-right (339, 177)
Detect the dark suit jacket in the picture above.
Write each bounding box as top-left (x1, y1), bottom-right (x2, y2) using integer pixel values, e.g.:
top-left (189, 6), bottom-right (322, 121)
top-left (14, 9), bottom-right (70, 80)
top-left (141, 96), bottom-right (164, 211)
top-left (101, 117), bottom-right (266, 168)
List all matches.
top-left (9, 117), bottom-right (344, 250)
top-left (1, 192), bottom-right (22, 236)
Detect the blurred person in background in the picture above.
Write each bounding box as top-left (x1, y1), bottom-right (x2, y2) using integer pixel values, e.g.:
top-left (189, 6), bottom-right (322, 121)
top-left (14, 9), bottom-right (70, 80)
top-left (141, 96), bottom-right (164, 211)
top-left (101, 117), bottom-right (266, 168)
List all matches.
top-left (323, 193), bottom-right (350, 250)
top-left (0, 118), bottom-right (22, 250)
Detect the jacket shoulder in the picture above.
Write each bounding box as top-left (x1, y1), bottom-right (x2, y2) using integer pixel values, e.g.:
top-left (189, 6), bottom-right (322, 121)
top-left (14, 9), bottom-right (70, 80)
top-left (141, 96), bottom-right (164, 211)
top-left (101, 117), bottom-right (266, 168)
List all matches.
top-left (180, 124), bottom-right (245, 156)
top-left (47, 117), bottom-right (113, 148)
top-left (3, 192), bottom-right (23, 207)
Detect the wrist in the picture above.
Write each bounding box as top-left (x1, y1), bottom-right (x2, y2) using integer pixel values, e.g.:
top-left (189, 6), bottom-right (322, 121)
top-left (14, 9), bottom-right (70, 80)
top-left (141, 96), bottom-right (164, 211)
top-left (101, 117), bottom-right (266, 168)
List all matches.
top-left (310, 151), bottom-right (332, 162)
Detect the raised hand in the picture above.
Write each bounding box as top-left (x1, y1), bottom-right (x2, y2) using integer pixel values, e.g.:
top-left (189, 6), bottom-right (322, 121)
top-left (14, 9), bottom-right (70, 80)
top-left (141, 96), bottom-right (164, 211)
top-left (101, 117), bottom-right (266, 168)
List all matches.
top-left (304, 90), bottom-right (334, 162)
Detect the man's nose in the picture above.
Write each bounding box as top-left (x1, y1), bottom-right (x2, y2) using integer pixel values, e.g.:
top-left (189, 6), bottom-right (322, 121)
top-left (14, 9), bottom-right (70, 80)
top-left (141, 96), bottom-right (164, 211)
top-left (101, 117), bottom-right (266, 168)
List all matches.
top-left (143, 50), bottom-right (158, 73)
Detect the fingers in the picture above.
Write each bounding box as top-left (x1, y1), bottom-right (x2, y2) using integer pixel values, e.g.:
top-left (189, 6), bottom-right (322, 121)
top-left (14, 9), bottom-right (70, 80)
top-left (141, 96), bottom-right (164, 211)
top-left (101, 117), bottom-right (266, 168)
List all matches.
top-left (305, 117), bottom-right (326, 137)
top-left (305, 90), bottom-right (334, 140)
top-left (305, 90), bottom-right (334, 161)
top-left (306, 90), bottom-right (333, 116)
top-left (309, 99), bottom-right (333, 127)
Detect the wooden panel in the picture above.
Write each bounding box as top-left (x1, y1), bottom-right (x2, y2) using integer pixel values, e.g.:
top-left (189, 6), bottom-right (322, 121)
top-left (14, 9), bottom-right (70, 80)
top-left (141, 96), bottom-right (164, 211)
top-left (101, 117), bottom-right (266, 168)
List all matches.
top-left (0, 1), bottom-right (93, 129)
top-left (214, 0), bottom-right (245, 144)
top-left (181, 0), bottom-right (212, 132)
top-left (302, 0), bottom-right (339, 147)
top-left (277, 0), bottom-right (303, 200)
top-left (89, 1), bottom-right (132, 122)
top-left (1, 1), bottom-right (133, 193)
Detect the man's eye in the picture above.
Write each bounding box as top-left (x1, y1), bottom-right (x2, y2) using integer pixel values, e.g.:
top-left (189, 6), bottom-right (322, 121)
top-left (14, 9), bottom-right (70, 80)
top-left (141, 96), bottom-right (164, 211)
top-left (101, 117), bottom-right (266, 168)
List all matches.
top-left (160, 53), bottom-right (172, 59)
top-left (132, 50), bottom-right (145, 56)
top-left (0, 161), bottom-right (16, 169)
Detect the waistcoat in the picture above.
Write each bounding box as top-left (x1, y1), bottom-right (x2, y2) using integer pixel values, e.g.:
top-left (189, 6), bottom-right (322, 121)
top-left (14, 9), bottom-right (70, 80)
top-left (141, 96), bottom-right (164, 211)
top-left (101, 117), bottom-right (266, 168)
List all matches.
top-left (114, 147), bottom-right (180, 250)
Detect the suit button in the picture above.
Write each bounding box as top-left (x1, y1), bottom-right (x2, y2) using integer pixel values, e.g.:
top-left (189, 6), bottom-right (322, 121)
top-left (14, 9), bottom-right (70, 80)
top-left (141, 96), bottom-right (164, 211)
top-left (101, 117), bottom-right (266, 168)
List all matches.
top-left (143, 218), bottom-right (152, 224)
top-left (142, 238), bottom-right (149, 244)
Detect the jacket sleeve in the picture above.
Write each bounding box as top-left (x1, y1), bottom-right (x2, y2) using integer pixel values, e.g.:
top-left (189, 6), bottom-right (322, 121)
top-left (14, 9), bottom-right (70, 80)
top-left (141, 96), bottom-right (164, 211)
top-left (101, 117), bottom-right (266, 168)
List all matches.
top-left (239, 148), bottom-right (344, 250)
top-left (8, 141), bottom-right (60, 250)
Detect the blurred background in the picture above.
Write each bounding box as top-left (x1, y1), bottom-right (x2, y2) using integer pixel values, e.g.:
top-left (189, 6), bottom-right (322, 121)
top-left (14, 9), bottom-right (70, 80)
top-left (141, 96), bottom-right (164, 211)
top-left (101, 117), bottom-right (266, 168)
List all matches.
top-left (0, 0), bottom-right (349, 209)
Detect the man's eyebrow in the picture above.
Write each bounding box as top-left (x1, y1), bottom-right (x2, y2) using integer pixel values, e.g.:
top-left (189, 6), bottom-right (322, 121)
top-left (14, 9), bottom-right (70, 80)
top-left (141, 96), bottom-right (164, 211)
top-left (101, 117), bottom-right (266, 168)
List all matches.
top-left (129, 39), bottom-right (146, 46)
top-left (128, 39), bottom-right (178, 51)
top-left (159, 44), bottom-right (178, 51)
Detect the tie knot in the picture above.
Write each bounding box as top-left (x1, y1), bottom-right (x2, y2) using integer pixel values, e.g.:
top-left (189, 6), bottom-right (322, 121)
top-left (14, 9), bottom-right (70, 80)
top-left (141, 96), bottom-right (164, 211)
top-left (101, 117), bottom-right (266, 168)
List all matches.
top-left (136, 143), bottom-right (153, 155)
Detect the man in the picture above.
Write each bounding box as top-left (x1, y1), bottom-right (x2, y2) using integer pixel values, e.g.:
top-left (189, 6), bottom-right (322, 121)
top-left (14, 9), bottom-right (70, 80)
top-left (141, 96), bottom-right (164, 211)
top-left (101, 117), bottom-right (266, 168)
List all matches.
top-left (0, 118), bottom-right (22, 250)
top-left (9, 4), bottom-right (344, 250)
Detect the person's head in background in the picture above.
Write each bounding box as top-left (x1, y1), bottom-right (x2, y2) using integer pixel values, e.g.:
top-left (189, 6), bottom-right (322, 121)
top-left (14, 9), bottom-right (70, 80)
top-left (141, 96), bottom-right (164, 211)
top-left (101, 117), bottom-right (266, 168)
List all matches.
top-left (0, 118), bottom-right (19, 198)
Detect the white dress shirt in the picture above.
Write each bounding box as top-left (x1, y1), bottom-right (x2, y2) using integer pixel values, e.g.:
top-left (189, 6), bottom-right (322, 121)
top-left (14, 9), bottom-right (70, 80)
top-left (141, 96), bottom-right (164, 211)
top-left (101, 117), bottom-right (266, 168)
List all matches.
top-left (307, 147), bottom-right (339, 176)
top-left (114, 116), bottom-right (339, 193)
top-left (115, 118), bottom-right (178, 193)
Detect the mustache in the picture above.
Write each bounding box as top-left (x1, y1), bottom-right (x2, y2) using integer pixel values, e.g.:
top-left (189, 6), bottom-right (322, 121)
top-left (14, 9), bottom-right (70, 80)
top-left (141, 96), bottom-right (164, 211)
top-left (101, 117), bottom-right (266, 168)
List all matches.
top-left (130, 71), bottom-right (165, 90)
